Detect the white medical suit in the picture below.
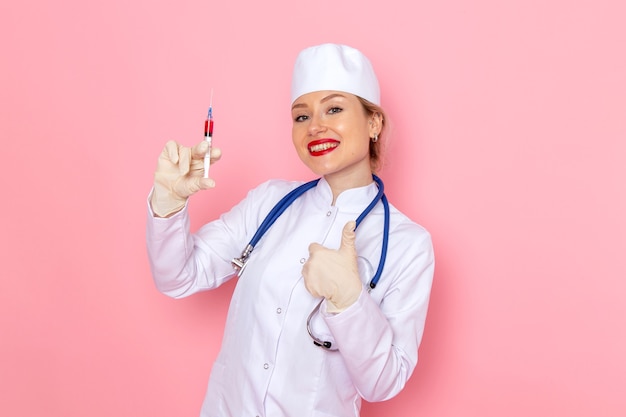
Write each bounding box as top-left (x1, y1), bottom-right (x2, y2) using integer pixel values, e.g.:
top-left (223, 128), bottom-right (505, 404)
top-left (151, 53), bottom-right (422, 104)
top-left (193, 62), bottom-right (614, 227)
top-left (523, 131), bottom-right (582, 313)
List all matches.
top-left (146, 177), bottom-right (434, 417)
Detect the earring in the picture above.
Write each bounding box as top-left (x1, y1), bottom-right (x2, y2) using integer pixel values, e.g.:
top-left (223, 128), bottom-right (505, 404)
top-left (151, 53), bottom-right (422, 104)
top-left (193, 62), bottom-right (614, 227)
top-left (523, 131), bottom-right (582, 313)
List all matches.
top-left (372, 134), bottom-right (378, 143)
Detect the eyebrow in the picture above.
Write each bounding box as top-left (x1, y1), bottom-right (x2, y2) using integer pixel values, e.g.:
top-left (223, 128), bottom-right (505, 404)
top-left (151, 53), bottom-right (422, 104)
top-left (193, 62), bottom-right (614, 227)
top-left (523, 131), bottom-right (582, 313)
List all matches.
top-left (291, 93), bottom-right (347, 110)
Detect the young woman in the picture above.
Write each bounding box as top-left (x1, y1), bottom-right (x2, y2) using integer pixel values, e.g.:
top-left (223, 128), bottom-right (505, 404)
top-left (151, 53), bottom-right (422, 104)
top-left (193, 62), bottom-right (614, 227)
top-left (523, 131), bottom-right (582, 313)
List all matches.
top-left (146, 43), bottom-right (434, 417)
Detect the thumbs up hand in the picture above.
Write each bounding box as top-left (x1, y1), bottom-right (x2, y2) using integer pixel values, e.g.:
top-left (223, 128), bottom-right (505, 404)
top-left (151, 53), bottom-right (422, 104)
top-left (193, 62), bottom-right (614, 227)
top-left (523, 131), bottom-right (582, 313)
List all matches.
top-left (302, 221), bottom-right (363, 313)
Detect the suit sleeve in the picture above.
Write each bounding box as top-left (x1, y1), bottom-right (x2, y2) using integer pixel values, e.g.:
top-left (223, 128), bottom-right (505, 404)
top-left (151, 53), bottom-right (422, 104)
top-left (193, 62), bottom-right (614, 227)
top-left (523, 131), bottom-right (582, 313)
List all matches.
top-left (145, 180), bottom-right (298, 299)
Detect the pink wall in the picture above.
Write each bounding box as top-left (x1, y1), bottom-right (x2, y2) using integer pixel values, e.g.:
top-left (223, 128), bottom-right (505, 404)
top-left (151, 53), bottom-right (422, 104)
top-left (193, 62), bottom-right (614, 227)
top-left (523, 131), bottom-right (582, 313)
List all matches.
top-left (2, 1), bottom-right (625, 416)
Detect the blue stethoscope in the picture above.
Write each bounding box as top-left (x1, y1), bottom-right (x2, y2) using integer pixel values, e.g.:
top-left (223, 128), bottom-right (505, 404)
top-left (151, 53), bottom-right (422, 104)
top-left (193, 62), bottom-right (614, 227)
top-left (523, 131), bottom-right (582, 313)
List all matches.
top-left (231, 174), bottom-right (390, 350)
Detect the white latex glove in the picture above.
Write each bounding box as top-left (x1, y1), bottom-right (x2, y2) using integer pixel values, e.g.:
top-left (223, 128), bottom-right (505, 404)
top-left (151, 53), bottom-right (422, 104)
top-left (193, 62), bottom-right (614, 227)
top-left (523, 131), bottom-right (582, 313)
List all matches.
top-left (302, 221), bottom-right (363, 313)
top-left (150, 140), bottom-right (221, 217)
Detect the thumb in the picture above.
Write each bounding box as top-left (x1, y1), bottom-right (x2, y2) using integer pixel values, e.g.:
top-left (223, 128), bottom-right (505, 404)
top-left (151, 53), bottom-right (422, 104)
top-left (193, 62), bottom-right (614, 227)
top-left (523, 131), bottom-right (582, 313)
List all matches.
top-left (339, 221), bottom-right (357, 254)
top-left (191, 141), bottom-right (210, 159)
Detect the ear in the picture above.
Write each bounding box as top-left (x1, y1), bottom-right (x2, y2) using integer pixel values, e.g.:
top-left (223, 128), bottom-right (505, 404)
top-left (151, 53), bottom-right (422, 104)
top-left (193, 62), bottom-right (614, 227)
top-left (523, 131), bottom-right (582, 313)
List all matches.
top-left (368, 112), bottom-right (383, 138)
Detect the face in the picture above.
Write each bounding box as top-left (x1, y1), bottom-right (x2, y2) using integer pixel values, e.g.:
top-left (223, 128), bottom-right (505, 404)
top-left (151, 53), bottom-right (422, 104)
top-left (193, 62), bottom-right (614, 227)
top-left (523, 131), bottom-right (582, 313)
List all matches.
top-left (291, 90), bottom-right (378, 183)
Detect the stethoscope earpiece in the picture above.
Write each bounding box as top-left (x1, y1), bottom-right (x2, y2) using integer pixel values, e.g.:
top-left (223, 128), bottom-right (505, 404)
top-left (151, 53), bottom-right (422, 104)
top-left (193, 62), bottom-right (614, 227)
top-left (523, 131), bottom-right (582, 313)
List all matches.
top-left (306, 300), bottom-right (335, 350)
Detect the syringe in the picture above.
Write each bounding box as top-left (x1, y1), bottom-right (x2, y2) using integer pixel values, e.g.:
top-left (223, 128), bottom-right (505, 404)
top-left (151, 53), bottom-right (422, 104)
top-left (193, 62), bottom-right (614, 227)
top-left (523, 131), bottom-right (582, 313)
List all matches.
top-left (203, 91), bottom-right (214, 179)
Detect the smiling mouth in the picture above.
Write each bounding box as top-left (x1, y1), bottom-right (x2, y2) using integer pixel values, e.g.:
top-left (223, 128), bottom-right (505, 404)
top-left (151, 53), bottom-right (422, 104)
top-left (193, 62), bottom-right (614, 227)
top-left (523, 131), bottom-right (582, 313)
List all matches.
top-left (308, 140), bottom-right (339, 156)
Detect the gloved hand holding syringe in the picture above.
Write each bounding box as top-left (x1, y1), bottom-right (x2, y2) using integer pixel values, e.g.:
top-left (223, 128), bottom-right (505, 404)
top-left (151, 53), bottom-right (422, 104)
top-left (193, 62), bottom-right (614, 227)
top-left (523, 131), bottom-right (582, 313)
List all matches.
top-left (149, 89), bottom-right (221, 218)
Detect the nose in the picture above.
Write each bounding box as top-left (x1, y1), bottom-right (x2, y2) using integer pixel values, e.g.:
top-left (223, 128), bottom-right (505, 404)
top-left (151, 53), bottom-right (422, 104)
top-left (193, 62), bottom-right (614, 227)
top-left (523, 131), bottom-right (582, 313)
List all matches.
top-left (307, 113), bottom-right (326, 136)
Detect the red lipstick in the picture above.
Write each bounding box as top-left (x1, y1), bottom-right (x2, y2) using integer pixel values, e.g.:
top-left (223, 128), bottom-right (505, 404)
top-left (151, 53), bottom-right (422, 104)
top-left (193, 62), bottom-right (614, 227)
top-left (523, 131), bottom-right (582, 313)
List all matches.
top-left (308, 139), bottom-right (339, 156)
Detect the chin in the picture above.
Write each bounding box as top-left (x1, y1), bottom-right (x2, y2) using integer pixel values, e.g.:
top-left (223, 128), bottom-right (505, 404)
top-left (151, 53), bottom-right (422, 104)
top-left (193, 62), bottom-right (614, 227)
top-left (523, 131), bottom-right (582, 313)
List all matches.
top-left (298, 159), bottom-right (331, 176)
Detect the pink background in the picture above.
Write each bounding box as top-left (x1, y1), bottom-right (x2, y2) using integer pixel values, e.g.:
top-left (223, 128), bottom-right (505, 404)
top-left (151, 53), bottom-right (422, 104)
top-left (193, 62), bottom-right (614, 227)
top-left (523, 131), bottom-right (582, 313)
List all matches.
top-left (2, 0), bottom-right (625, 416)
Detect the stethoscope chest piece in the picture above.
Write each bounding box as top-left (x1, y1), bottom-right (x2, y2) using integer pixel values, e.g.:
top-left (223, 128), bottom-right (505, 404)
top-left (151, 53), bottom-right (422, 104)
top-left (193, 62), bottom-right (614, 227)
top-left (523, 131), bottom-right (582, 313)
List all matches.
top-left (232, 244), bottom-right (253, 277)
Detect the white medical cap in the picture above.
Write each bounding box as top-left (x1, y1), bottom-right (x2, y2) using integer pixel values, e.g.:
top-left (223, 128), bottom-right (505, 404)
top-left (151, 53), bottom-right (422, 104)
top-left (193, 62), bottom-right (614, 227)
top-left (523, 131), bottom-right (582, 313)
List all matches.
top-left (290, 43), bottom-right (380, 105)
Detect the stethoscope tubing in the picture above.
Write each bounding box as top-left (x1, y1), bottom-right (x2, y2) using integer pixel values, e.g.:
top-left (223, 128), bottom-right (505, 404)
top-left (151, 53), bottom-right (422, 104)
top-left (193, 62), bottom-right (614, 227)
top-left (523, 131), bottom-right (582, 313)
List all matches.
top-left (232, 175), bottom-right (390, 350)
top-left (249, 178), bottom-right (320, 249)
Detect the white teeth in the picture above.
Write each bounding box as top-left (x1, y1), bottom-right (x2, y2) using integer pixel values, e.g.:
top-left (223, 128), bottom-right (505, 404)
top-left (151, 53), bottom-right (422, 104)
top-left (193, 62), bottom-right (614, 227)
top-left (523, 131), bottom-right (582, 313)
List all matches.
top-left (309, 142), bottom-right (338, 152)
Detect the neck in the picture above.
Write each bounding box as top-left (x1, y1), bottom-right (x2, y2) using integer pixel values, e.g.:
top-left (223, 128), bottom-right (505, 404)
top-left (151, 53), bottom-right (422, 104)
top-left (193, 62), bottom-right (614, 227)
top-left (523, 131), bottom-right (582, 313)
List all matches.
top-left (324, 171), bottom-right (374, 205)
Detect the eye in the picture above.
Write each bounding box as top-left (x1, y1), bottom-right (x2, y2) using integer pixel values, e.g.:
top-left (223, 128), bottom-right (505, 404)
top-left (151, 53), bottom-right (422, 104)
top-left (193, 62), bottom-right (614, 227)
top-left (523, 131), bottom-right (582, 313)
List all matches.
top-left (294, 114), bottom-right (309, 122)
top-left (328, 107), bottom-right (343, 115)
